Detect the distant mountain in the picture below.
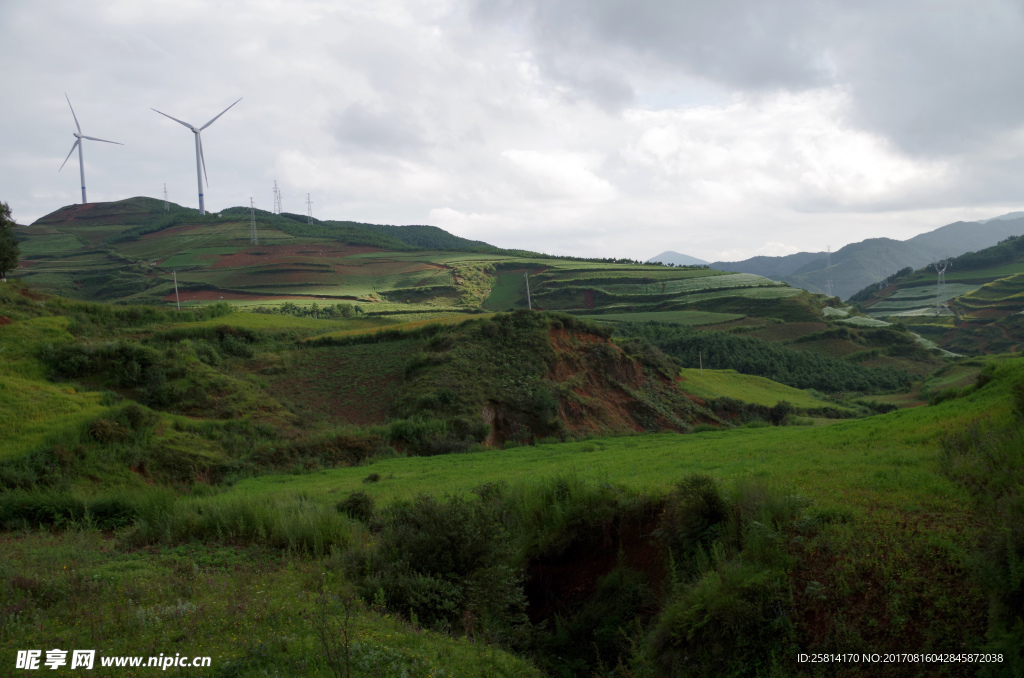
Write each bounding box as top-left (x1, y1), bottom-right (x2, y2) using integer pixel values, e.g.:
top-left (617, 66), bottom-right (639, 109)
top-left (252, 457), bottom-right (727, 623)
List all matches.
top-left (976, 211), bottom-right (1024, 223)
top-left (710, 215), bottom-right (1024, 300)
top-left (647, 250), bottom-right (709, 266)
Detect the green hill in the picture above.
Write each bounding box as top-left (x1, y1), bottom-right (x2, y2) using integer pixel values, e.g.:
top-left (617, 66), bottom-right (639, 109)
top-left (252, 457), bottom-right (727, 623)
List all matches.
top-left (15, 198), bottom-right (834, 327)
top-left (851, 234), bottom-right (1024, 354)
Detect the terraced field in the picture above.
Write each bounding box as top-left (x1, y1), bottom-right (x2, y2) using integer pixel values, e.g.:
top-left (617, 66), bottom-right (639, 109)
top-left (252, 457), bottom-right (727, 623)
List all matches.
top-left (16, 198), bottom-right (836, 332)
top-left (572, 310), bottom-right (744, 325)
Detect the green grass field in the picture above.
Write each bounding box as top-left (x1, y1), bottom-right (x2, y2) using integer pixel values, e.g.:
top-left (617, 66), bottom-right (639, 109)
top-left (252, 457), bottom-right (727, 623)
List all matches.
top-left (483, 271), bottom-right (529, 311)
top-left (675, 368), bottom-right (836, 409)
top-left (218, 357), bottom-right (1024, 510)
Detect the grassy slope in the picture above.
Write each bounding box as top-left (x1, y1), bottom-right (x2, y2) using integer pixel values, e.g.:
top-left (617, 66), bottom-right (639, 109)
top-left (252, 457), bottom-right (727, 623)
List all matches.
top-left (0, 313), bottom-right (108, 460)
top-left (1, 532), bottom-right (543, 677)
top-left (675, 368), bottom-right (836, 408)
top-left (226, 359), bottom-right (1019, 508)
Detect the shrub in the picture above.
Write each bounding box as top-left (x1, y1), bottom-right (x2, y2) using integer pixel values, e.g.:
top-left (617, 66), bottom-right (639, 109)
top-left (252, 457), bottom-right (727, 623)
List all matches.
top-left (650, 560), bottom-right (793, 677)
top-left (353, 494), bottom-right (525, 634)
top-left (656, 474), bottom-right (728, 563)
top-left (336, 491), bottom-right (375, 523)
top-left (88, 419), bottom-right (129, 444)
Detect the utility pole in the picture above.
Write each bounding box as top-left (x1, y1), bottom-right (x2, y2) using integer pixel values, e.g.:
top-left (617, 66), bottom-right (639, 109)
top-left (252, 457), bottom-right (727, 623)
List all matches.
top-left (699, 351), bottom-right (703, 376)
top-left (172, 270), bottom-right (180, 311)
top-left (306, 193), bottom-right (313, 224)
top-left (524, 271), bottom-right (532, 309)
top-left (163, 183), bottom-right (169, 212)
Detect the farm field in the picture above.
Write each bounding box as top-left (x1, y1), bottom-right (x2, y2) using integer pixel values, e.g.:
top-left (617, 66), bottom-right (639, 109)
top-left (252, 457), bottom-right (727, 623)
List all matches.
top-left (14, 198), bottom-right (836, 332)
top-left (674, 368), bottom-right (840, 409)
top-left (571, 310), bottom-right (744, 325)
top-left (853, 236), bottom-right (1024, 354)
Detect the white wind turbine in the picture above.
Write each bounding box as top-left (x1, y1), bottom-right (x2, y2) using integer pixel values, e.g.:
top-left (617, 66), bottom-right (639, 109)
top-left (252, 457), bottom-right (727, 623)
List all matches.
top-left (59, 94), bottom-right (123, 204)
top-left (151, 98), bottom-right (242, 215)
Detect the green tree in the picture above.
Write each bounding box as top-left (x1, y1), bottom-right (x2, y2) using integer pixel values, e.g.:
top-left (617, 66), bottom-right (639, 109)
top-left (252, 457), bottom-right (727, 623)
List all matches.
top-left (0, 201), bottom-right (20, 282)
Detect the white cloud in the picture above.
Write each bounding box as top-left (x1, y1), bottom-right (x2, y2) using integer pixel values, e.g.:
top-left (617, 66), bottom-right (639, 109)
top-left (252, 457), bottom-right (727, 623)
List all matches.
top-left (3, 0), bottom-right (1024, 265)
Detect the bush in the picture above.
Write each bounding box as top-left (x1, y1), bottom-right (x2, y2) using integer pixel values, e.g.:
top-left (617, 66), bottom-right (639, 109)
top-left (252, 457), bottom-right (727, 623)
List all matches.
top-left (656, 474), bottom-right (728, 563)
top-left (353, 494), bottom-right (525, 634)
top-left (336, 491), bottom-right (375, 522)
top-left (650, 561), bottom-right (793, 677)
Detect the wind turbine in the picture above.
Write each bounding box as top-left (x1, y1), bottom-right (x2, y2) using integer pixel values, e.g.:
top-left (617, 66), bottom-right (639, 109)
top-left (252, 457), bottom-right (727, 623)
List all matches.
top-left (151, 98), bottom-right (242, 215)
top-left (59, 94), bottom-right (122, 204)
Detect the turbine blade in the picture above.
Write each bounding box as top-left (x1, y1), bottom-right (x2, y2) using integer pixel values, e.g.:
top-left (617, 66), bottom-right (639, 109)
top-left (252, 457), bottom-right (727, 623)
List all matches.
top-left (81, 135), bottom-right (123, 145)
top-left (151, 108), bottom-right (195, 129)
top-left (65, 94), bottom-right (81, 134)
top-left (59, 139), bottom-right (80, 172)
top-left (199, 97), bottom-right (242, 130)
top-left (198, 133), bottom-right (209, 187)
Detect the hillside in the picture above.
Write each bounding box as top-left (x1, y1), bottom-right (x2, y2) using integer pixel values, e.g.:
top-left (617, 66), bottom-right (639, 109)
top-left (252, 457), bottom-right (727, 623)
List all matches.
top-left (852, 234), bottom-right (1024, 354)
top-left (4, 273), bottom-right (1023, 674)
top-left (15, 198), bottom-right (836, 327)
top-left (710, 214), bottom-right (1024, 300)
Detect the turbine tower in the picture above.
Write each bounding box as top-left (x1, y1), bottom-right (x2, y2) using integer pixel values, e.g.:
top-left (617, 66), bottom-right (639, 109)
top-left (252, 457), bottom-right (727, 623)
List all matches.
top-left (59, 94), bottom-right (122, 204)
top-left (151, 98), bottom-right (242, 215)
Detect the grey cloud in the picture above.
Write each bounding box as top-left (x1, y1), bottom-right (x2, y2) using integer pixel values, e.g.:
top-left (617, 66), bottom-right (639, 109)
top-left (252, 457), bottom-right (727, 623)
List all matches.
top-left (471, 0), bottom-right (832, 98)
top-left (470, 0), bottom-right (1024, 156)
top-left (331, 103), bottom-right (429, 153)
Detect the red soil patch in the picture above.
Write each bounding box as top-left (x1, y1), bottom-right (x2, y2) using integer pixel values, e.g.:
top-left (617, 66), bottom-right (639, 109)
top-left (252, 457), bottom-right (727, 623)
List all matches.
top-left (966, 308), bottom-right (1010, 320)
top-left (160, 290), bottom-right (326, 302)
top-left (142, 223), bottom-right (204, 239)
top-left (0, 316), bottom-right (11, 326)
top-left (19, 288), bottom-right (48, 301)
top-left (583, 289), bottom-right (595, 309)
top-left (539, 327), bottom-right (702, 439)
top-left (211, 244), bottom-right (382, 268)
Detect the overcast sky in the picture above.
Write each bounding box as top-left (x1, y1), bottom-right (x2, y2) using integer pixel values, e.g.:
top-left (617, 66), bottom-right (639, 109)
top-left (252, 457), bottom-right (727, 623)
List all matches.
top-left (4, 0), bottom-right (1024, 261)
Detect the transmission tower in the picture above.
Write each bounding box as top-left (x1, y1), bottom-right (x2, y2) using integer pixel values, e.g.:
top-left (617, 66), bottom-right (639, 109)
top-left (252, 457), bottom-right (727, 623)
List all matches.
top-left (825, 246), bottom-right (834, 297)
top-left (935, 260), bottom-right (950, 314)
top-left (306, 193), bottom-right (313, 224)
top-left (272, 180), bottom-right (282, 214)
top-left (163, 183), bottom-right (169, 212)
top-left (249, 198), bottom-right (259, 245)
